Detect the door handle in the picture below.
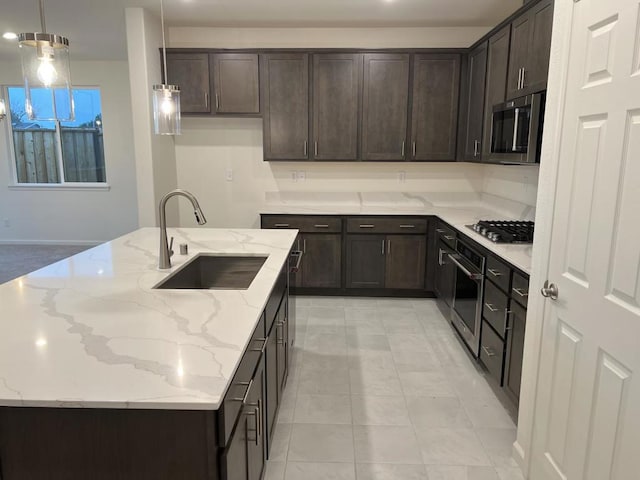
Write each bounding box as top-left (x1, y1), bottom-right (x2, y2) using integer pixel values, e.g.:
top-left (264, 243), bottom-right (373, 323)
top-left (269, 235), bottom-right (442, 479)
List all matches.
top-left (541, 280), bottom-right (558, 300)
top-left (487, 268), bottom-right (502, 277)
top-left (314, 141), bottom-right (318, 157)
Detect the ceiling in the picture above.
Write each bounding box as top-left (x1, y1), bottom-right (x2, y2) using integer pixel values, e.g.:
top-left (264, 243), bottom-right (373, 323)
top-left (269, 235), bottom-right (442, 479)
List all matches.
top-left (0, 0), bottom-right (522, 61)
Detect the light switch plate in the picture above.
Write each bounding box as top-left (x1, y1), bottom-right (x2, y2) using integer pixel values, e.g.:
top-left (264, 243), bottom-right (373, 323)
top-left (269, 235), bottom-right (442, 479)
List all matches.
top-left (298, 171), bottom-right (306, 181)
top-left (225, 168), bottom-right (233, 182)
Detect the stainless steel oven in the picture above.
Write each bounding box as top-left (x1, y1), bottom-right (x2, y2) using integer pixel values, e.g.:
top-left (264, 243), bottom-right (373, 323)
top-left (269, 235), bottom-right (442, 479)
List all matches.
top-left (448, 238), bottom-right (485, 357)
top-left (489, 92), bottom-right (545, 164)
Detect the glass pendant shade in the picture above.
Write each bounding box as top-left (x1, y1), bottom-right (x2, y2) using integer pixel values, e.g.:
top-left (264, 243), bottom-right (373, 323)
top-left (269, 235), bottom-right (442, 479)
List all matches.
top-left (18, 32), bottom-right (74, 121)
top-left (153, 84), bottom-right (181, 135)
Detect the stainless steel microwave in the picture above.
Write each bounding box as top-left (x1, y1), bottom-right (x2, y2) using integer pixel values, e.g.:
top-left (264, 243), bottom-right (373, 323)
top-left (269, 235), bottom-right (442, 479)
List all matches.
top-left (489, 92), bottom-right (545, 164)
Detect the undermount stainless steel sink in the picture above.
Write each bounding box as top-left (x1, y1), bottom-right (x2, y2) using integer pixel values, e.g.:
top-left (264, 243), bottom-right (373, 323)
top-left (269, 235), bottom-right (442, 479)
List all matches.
top-left (154, 254), bottom-right (268, 290)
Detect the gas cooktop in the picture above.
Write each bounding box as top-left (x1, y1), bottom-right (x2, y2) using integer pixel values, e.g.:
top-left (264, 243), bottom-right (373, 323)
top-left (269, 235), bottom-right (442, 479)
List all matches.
top-left (467, 220), bottom-right (535, 244)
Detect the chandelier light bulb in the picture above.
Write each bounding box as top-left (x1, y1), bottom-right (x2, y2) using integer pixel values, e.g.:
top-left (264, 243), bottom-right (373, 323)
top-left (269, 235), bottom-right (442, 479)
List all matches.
top-left (36, 59), bottom-right (57, 86)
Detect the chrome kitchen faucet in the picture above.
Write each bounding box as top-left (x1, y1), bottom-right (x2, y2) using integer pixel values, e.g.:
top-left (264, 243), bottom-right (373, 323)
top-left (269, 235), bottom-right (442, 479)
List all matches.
top-left (158, 189), bottom-right (207, 269)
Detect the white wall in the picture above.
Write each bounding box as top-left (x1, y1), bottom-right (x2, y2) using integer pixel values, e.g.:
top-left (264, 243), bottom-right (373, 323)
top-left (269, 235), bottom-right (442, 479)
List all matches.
top-left (0, 60), bottom-right (139, 244)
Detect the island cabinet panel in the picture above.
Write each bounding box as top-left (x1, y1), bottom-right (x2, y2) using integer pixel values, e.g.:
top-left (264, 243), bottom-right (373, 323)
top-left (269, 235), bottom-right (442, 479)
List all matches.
top-left (361, 53), bottom-right (410, 161)
top-left (211, 53), bottom-right (260, 114)
top-left (166, 52), bottom-right (211, 113)
top-left (312, 53), bottom-right (362, 160)
top-left (410, 54), bottom-right (461, 161)
top-left (261, 53), bottom-right (310, 160)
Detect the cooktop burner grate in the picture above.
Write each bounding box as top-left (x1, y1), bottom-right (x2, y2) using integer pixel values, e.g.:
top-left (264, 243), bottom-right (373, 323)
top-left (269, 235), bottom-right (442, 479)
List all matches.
top-left (468, 220), bottom-right (535, 244)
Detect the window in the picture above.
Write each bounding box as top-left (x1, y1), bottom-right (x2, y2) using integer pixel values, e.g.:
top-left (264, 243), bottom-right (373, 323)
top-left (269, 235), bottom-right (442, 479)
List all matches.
top-left (7, 86), bottom-right (106, 184)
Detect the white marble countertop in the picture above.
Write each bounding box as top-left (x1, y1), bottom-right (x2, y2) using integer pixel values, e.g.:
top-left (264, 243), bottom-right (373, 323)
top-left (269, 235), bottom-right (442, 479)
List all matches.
top-left (0, 227), bottom-right (297, 410)
top-left (261, 192), bottom-right (534, 274)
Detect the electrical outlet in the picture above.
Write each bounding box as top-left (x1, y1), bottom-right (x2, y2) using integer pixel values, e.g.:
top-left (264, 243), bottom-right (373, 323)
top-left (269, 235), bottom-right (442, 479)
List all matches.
top-left (291, 171), bottom-right (298, 182)
top-left (298, 171), bottom-right (306, 181)
top-left (225, 168), bottom-right (233, 182)
top-left (398, 171), bottom-right (406, 183)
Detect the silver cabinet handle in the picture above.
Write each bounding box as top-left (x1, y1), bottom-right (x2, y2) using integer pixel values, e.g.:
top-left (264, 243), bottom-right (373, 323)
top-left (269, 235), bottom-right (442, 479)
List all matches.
top-left (303, 239), bottom-right (307, 254)
top-left (482, 346), bottom-right (495, 357)
top-left (521, 68), bottom-right (526, 89)
top-left (314, 224), bottom-right (329, 228)
top-left (504, 309), bottom-right (513, 330)
top-left (387, 239), bottom-right (391, 255)
top-left (399, 224), bottom-right (416, 229)
top-left (487, 268), bottom-right (502, 277)
top-left (314, 141), bottom-right (318, 156)
top-left (274, 223), bottom-right (290, 228)
top-left (438, 248), bottom-right (447, 266)
top-left (541, 280), bottom-right (559, 300)
top-left (215, 92), bottom-right (220, 111)
top-left (436, 228), bottom-right (446, 233)
top-left (517, 68), bottom-right (522, 90)
top-left (474, 140), bottom-right (481, 157)
top-left (359, 224), bottom-right (375, 228)
top-left (444, 235), bottom-right (455, 241)
top-left (412, 141), bottom-right (417, 157)
top-left (401, 141), bottom-right (405, 158)
top-left (484, 303), bottom-right (498, 313)
top-left (512, 287), bottom-right (529, 298)
top-left (381, 239), bottom-right (385, 255)
top-left (303, 141), bottom-right (308, 157)
top-left (250, 337), bottom-right (268, 353)
top-left (290, 250), bottom-right (303, 272)
top-left (204, 92), bottom-right (209, 108)
top-left (230, 379), bottom-right (253, 403)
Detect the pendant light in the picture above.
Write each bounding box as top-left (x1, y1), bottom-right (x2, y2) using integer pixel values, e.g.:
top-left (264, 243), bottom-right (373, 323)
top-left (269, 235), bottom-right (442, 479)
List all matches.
top-left (18, 0), bottom-right (74, 121)
top-left (153, 0), bottom-right (181, 135)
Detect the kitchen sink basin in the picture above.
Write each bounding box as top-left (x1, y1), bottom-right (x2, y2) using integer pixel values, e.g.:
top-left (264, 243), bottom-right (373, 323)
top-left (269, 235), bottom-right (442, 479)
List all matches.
top-left (154, 254), bottom-right (268, 290)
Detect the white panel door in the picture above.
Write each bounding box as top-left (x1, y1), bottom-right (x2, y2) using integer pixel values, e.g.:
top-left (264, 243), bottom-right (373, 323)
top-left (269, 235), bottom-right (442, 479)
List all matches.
top-left (530, 0), bottom-right (640, 479)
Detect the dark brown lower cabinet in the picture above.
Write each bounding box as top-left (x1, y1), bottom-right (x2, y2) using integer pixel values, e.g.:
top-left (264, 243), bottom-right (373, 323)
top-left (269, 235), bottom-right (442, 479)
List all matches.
top-left (385, 235), bottom-right (426, 290)
top-left (504, 300), bottom-right (527, 404)
top-left (346, 235), bottom-right (386, 288)
top-left (265, 317), bottom-right (279, 446)
top-left (299, 234), bottom-right (342, 288)
top-left (276, 297), bottom-right (289, 393)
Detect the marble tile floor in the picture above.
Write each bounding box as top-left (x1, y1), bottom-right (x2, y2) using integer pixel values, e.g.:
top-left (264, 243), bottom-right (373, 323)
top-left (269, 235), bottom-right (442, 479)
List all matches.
top-left (265, 296), bottom-right (524, 480)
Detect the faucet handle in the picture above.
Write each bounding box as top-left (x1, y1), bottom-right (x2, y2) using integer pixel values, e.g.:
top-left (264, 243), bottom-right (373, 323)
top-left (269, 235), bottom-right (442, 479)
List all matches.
top-left (169, 236), bottom-right (174, 257)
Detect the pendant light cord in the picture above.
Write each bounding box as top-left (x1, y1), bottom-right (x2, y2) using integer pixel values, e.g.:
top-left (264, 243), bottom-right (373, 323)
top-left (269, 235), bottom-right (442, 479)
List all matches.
top-left (39, 0), bottom-right (46, 33)
top-left (160, 0), bottom-right (168, 85)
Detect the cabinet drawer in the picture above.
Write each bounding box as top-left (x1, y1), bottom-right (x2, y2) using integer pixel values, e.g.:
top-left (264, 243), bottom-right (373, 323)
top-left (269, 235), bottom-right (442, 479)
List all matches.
top-left (346, 217), bottom-right (427, 234)
top-left (486, 255), bottom-right (511, 293)
top-left (511, 272), bottom-right (529, 308)
top-left (434, 222), bottom-right (456, 248)
top-left (483, 281), bottom-right (509, 338)
top-left (262, 215), bottom-right (342, 233)
top-left (218, 313), bottom-right (266, 447)
top-left (480, 321), bottom-right (505, 384)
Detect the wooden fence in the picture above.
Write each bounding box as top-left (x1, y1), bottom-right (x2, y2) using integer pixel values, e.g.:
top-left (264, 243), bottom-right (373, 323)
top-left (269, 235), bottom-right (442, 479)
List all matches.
top-left (12, 129), bottom-right (105, 183)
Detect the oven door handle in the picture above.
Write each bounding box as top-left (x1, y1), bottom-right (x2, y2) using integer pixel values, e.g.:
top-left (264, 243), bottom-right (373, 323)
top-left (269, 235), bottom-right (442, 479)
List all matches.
top-left (447, 253), bottom-right (483, 281)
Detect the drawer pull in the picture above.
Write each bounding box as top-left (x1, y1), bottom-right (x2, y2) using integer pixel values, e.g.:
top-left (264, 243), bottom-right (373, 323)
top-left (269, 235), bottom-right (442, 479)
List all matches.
top-left (482, 346), bottom-right (496, 358)
top-left (512, 287), bottom-right (529, 297)
top-left (444, 235), bottom-right (455, 241)
top-left (436, 228), bottom-right (446, 233)
top-left (274, 223), bottom-right (290, 228)
top-left (399, 224), bottom-right (416, 229)
top-left (487, 269), bottom-right (503, 277)
top-left (484, 303), bottom-right (498, 313)
top-left (359, 224), bottom-right (375, 228)
top-left (314, 224), bottom-right (329, 228)
top-left (250, 338), bottom-right (268, 353)
top-left (230, 379), bottom-right (253, 403)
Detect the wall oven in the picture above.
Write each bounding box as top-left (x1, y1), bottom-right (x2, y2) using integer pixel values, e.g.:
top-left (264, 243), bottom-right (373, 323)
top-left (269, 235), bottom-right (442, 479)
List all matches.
top-left (489, 92), bottom-right (545, 164)
top-left (448, 238), bottom-right (485, 357)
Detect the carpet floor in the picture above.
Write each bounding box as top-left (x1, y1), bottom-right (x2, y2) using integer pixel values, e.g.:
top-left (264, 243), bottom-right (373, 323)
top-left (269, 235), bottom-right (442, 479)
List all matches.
top-left (0, 244), bottom-right (90, 284)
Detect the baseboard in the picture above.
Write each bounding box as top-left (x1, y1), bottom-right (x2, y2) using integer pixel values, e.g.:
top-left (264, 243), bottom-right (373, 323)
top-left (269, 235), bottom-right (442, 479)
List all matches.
top-left (0, 239), bottom-right (103, 246)
top-left (513, 440), bottom-right (526, 476)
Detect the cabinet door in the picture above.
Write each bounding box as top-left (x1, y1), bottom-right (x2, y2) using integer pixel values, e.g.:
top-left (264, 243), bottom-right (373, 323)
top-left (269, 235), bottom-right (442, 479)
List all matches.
top-left (212, 53), bottom-right (260, 114)
top-left (504, 301), bottom-right (527, 403)
top-left (482, 25), bottom-right (511, 158)
top-left (247, 356), bottom-right (266, 480)
top-left (221, 410), bottom-right (248, 480)
top-left (385, 235), bottom-right (426, 290)
top-left (312, 54), bottom-right (361, 160)
top-left (434, 240), bottom-right (456, 307)
top-left (300, 234), bottom-right (342, 288)
top-left (506, 13), bottom-right (531, 100)
top-left (261, 53), bottom-right (310, 160)
top-left (166, 53), bottom-right (211, 113)
top-left (275, 302), bottom-right (288, 395)
top-left (265, 323), bottom-right (278, 449)
top-left (462, 42), bottom-right (488, 161)
top-left (346, 235), bottom-right (386, 288)
top-left (361, 53), bottom-right (410, 161)
top-left (524, 0), bottom-right (553, 94)
top-left (410, 54), bottom-right (460, 161)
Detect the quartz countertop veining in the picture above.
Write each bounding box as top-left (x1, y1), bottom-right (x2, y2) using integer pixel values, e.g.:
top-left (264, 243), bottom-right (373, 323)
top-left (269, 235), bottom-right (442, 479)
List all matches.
top-left (0, 227), bottom-right (297, 410)
top-left (262, 191), bottom-right (535, 274)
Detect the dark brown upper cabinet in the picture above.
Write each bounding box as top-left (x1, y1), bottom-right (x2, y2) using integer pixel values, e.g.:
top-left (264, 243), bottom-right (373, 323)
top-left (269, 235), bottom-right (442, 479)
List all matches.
top-left (461, 42), bottom-right (488, 161)
top-left (312, 53), bottom-right (362, 161)
top-left (261, 53), bottom-right (310, 161)
top-left (482, 25), bottom-right (511, 159)
top-left (361, 53), bottom-right (410, 161)
top-left (211, 53), bottom-right (260, 114)
top-left (166, 53), bottom-right (211, 114)
top-left (506, 0), bottom-right (554, 100)
top-left (410, 54), bottom-right (461, 161)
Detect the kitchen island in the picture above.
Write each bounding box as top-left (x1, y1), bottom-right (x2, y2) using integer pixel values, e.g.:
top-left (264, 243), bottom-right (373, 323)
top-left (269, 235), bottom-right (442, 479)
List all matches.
top-left (0, 227), bottom-right (297, 480)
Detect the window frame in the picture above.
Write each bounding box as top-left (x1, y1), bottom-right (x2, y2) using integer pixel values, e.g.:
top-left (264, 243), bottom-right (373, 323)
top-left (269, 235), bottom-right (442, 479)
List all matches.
top-left (3, 85), bottom-right (110, 190)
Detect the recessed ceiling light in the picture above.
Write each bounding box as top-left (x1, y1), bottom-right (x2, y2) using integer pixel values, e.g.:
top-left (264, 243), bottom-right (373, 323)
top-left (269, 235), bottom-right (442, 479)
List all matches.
top-left (2, 32), bottom-right (18, 40)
